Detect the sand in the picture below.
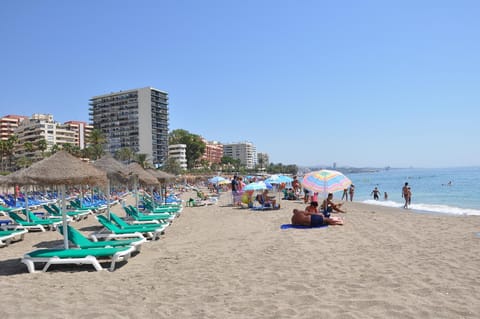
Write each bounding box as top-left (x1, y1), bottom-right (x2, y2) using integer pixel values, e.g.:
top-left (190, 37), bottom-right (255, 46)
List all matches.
top-left (1, 190), bottom-right (479, 319)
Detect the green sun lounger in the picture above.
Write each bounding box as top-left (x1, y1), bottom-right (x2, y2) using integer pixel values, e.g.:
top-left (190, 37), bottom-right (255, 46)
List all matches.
top-left (143, 202), bottom-right (182, 214)
top-left (92, 215), bottom-right (165, 241)
top-left (24, 209), bottom-right (63, 228)
top-left (109, 212), bottom-right (166, 230)
top-left (43, 205), bottom-right (90, 221)
top-left (126, 206), bottom-right (174, 222)
top-left (21, 246), bottom-right (135, 273)
top-left (8, 212), bottom-right (56, 232)
top-left (58, 225), bottom-right (145, 251)
top-left (0, 228), bottom-right (28, 247)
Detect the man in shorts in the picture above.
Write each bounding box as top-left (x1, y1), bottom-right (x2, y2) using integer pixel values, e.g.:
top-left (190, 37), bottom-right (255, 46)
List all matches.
top-left (291, 209), bottom-right (344, 226)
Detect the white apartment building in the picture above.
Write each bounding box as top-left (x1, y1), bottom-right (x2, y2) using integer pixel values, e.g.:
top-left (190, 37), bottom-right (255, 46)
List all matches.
top-left (14, 114), bottom-right (76, 161)
top-left (168, 144), bottom-right (187, 170)
top-left (223, 142), bottom-right (257, 169)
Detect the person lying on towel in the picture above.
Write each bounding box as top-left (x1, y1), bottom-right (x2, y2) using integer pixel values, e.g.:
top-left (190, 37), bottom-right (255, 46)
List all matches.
top-left (291, 209), bottom-right (344, 227)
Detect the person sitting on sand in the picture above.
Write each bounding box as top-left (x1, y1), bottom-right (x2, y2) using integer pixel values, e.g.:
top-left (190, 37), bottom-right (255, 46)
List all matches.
top-left (321, 193), bottom-right (346, 215)
top-left (256, 190), bottom-right (277, 208)
top-left (291, 209), bottom-right (344, 226)
top-left (305, 201), bottom-right (319, 213)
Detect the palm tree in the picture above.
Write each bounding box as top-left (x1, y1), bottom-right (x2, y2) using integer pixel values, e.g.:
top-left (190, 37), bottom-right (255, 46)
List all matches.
top-left (4, 135), bottom-right (18, 171)
top-left (36, 139), bottom-right (48, 158)
top-left (135, 153), bottom-right (150, 169)
top-left (115, 147), bottom-right (134, 163)
top-left (88, 129), bottom-right (106, 160)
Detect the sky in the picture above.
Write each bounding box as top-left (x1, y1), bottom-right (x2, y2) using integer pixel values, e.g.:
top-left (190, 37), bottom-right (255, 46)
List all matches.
top-left (1, 0), bottom-right (479, 168)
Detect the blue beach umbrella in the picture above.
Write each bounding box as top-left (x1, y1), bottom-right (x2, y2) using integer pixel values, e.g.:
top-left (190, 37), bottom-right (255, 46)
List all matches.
top-left (209, 176), bottom-right (227, 184)
top-left (265, 175), bottom-right (293, 185)
top-left (244, 181), bottom-right (272, 191)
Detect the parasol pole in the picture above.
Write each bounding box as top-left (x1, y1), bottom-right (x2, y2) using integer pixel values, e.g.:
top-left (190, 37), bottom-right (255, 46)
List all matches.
top-left (61, 184), bottom-right (69, 249)
top-left (25, 185), bottom-right (30, 221)
top-left (106, 179), bottom-right (111, 220)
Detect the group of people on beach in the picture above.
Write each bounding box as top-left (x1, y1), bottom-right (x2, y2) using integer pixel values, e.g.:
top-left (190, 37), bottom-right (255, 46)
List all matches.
top-left (291, 193), bottom-right (346, 227)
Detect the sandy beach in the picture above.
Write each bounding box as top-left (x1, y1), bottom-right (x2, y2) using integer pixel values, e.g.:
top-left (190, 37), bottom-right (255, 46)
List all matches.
top-left (1, 190), bottom-right (479, 319)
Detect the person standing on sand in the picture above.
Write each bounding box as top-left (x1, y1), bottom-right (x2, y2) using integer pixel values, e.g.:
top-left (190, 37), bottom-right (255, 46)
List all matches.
top-left (341, 188), bottom-right (348, 201)
top-left (349, 184), bottom-right (355, 201)
top-left (402, 182), bottom-right (409, 208)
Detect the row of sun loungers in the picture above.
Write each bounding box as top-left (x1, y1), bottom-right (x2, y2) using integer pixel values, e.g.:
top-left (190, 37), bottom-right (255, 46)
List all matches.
top-left (16, 199), bottom-right (183, 273)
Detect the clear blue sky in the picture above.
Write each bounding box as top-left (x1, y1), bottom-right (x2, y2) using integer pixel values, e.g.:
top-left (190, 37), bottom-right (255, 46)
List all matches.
top-left (2, 0), bottom-right (479, 168)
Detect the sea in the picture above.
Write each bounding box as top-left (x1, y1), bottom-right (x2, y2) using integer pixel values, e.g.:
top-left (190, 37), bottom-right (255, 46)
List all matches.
top-left (344, 167), bottom-right (480, 216)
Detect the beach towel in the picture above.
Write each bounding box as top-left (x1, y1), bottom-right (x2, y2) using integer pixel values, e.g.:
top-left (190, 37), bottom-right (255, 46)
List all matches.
top-left (280, 224), bottom-right (328, 229)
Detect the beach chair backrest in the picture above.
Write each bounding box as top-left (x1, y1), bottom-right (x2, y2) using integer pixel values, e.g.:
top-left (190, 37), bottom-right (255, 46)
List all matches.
top-left (58, 225), bottom-right (90, 246)
top-left (97, 215), bottom-right (122, 232)
top-left (109, 212), bottom-right (129, 228)
top-left (8, 212), bottom-right (26, 223)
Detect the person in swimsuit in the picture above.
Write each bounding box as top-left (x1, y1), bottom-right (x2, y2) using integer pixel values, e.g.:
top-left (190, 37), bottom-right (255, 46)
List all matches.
top-left (305, 201), bottom-right (319, 213)
top-left (370, 187), bottom-right (381, 200)
top-left (291, 209), bottom-right (344, 226)
top-left (321, 193), bottom-right (347, 215)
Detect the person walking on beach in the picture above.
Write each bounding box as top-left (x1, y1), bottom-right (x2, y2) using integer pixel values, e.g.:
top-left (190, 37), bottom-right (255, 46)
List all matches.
top-left (370, 187), bottom-right (381, 200)
top-left (341, 188), bottom-right (348, 201)
top-left (402, 182), bottom-right (409, 208)
top-left (231, 175), bottom-right (239, 205)
top-left (349, 184), bottom-right (355, 201)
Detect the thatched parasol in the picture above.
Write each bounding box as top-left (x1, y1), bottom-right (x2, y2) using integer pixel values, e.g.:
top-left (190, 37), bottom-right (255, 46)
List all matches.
top-left (24, 151), bottom-right (107, 186)
top-left (18, 151), bottom-right (107, 248)
top-left (146, 169), bottom-right (175, 183)
top-left (93, 153), bottom-right (129, 183)
top-left (146, 169), bottom-right (176, 205)
top-left (126, 163), bottom-right (158, 186)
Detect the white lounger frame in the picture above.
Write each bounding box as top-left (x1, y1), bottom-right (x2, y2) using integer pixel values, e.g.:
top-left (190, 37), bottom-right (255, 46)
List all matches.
top-left (21, 246), bottom-right (135, 273)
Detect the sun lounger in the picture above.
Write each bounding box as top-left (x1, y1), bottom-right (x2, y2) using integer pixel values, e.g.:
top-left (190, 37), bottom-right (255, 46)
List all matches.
top-left (124, 206), bottom-right (174, 223)
top-left (21, 246), bottom-right (135, 273)
top-left (0, 229), bottom-right (28, 247)
top-left (91, 215), bottom-right (164, 241)
top-left (43, 205), bottom-right (90, 221)
top-left (24, 209), bottom-right (63, 229)
top-left (58, 225), bottom-right (145, 252)
top-left (8, 212), bottom-right (54, 232)
top-left (108, 212), bottom-right (168, 233)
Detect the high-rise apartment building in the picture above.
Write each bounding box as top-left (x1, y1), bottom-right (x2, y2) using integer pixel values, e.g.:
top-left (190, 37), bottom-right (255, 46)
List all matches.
top-left (223, 142), bottom-right (257, 169)
top-left (0, 115), bottom-right (28, 140)
top-left (89, 87), bottom-right (169, 165)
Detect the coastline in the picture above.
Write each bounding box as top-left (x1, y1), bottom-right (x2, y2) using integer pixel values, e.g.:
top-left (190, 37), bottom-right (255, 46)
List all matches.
top-left (1, 190), bottom-right (479, 318)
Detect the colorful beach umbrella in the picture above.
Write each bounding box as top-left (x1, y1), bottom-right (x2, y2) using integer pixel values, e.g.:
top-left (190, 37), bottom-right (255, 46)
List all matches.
top-left (302, 169), bottom-right (352, 194)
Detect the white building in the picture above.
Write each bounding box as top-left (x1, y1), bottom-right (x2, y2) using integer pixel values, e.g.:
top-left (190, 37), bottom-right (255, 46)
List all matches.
top-left (168, 144), bottom-right (187, 170)
top-left (223, 142), bottom-right (257, 169)
top-left (14, 114), bottom-right (76, 161)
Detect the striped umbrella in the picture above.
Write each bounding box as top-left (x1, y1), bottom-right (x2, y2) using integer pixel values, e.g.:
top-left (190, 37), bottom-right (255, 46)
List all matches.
top-left (302, 169), bottom-right (352, 194)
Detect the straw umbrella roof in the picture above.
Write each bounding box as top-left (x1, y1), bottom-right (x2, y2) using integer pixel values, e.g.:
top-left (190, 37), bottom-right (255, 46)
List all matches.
top-left (147, 169), bottom-right (175, 183)
top-left (4, 167), bottom-right (38, 186)
top-left (15, 151), bottom-right (107, 186)
top-left (126, 162), bottom-right (158, 186)
top-left (93, 153), bottom-right (129, 183)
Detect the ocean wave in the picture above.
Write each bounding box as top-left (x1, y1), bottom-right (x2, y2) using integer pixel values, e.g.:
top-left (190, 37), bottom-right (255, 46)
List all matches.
top-left (361, 199), bottom-right (480, 216)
